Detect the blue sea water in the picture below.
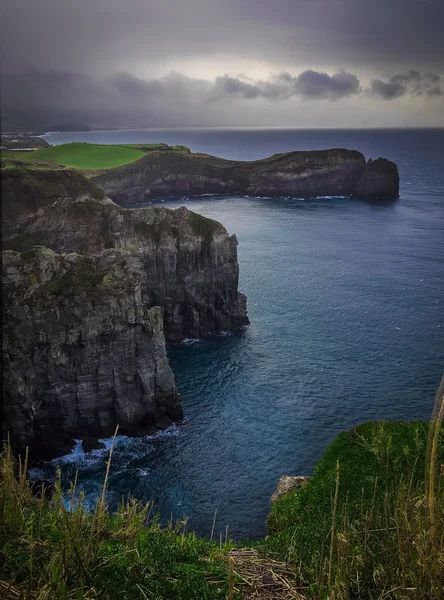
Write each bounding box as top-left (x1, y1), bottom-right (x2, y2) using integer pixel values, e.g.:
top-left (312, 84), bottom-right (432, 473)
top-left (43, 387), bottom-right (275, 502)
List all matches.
top-left (36, 128), bottom-right (444, 540)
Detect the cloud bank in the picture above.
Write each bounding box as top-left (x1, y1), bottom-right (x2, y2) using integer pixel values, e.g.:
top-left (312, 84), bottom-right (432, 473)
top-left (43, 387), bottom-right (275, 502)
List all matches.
top-left (1, 0), bottom-right (443, 127)
top-left (371, 70), bottom-right (442, 99)
top-left (214, 70), bottom-right (361, 101)
top-left (1, 65), bottom-right (443, 129)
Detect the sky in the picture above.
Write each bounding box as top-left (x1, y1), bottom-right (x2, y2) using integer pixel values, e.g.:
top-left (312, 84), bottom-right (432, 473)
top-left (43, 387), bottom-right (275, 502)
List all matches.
top-left (1, 0), bottom-right (443, 128)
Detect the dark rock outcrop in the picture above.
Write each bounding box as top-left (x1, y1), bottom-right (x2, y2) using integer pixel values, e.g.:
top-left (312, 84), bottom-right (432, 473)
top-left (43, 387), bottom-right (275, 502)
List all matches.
top-left (82, 437), bottom-right (106, 452)
top-left (88, 148), bottom-right (399, 204)
top-left (351, 158), bottom-right (400, 199)
top-left (1, 169), bottom-right (105, 241)
top-left (270, 475), bottom-right (310, 505)
top-left (2, 192), bottom-right (249, 461)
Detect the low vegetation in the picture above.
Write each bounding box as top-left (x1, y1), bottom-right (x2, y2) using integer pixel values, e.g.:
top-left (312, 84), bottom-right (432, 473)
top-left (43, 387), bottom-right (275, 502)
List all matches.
top-left (1, 381), bottom-right (443, 599)
top-left (188, 211), bottom-right (221, 244)
top-left (1, 142), bottom-right (191, 171)
top-left (0, 436), bottom-right (233, 600)
top-left (264, 417), bottom-right (444, 599)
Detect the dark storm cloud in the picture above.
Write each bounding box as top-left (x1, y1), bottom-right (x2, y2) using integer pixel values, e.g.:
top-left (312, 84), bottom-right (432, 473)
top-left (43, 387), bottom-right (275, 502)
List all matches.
top-left (215, 77), bottom-right (262, 100)
top-left (427, 86), bottom-right (443, 97)
top-left (370, 70), bottom-right (443, 100)
top-left (1, 65), bottom-right (442, 129)
top-left (215, 70), bottom-right (360, 101)
top-left (291, 70), bottom-right (360, 100)
top-left (1, 0), bottom-right (444, 75)
top-left (370, 80), bottom-right (407, 100)
top-left (1, 0), bottom-right (443, 126)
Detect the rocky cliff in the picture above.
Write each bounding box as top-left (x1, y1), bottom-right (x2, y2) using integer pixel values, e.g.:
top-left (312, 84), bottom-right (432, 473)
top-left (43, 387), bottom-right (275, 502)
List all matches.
top-left (89, 148), bottom-right (399, 204)
top-left (2, 188), bottom-right (249, 461)
top-left (1, 169), bottom-right (106, 240)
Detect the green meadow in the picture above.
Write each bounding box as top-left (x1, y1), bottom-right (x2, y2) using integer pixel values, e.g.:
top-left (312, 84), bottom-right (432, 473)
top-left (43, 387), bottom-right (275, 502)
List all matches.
top-left (1, 142), bottom-right (190, 171)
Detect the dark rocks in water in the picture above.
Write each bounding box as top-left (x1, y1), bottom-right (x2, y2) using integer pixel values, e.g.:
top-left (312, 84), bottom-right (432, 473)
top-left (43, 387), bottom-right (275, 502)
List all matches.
top-left (155, 415), bottom-right (174, 430)
top-left (82, 437), bottom-right (106, 453)
top-left (352, 157), bottom-right (400, 199)
top-left (2, 188), bottom-right (248, 461)
top-left (89, 148), bottom-right (400, 204)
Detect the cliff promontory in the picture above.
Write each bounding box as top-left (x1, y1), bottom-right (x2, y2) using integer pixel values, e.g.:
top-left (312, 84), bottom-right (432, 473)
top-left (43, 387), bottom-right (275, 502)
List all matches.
top-left (2, 182), bottom-right (249, 460)
top-left (89, 148), bottom-right (399, 204)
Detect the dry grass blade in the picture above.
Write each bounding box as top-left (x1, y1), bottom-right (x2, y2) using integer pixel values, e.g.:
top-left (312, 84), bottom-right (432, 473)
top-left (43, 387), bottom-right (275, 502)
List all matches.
top-left (0, 579), bottom-right (35, 599)
top-left (229, 548), bottom-right (306, 599)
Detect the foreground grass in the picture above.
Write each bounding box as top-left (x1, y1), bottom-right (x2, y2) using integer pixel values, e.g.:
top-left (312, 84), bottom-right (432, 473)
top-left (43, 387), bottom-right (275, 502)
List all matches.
top-left (0, 441), bottom-right (235, 600)
top-left (1, 383), bottom-right (442, 599)
top-left (264, 382), bottom-right (444, 599)
top-left (1, 142), bottom-right (191, 170)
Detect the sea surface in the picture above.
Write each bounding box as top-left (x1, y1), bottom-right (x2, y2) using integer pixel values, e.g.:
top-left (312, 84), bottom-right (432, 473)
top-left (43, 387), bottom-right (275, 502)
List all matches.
top-left (35, 128), bottom-right (444, 539)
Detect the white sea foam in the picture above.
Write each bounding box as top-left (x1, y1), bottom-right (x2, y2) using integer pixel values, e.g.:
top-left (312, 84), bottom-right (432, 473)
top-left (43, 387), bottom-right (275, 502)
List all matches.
top-left (182, 337), bottom-right (202, 345)
top-left (314, 195), bottom-right (348, 200)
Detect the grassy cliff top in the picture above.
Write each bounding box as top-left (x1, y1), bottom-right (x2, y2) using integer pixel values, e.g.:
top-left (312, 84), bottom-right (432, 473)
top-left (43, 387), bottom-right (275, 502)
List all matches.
top-left (1, 416), bottom-right (442, 600)
top-left (1, 142), bottom-right (191, 171)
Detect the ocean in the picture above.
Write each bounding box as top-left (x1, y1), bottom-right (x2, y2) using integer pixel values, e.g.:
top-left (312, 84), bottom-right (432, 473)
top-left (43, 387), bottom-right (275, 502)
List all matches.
top-left (35, 128), bottom-right (444, 539)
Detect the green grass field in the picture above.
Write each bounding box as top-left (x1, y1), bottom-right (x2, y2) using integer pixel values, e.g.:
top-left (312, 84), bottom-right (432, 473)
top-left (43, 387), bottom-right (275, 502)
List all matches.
top-left (1, 142), bottom-right (190, 171)
top-left (1, 143), bottom-right (145, 170)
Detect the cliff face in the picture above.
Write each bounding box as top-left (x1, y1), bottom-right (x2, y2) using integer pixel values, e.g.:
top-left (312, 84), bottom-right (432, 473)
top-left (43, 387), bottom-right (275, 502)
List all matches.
top-left (3, 248), bottom-right (181, 460)
top-left (89, 148), bottom-right (399, 204)
top-left (351, 158), bottom-right (400, 199)
top-left (2, 192), bottom-right (249, 460)
top-left (4, 197), bottom-right (248, 341)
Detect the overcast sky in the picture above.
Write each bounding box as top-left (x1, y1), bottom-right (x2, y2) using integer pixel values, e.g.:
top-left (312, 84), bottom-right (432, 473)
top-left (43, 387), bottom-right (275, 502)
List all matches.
top-left (1, 0), bottom-right (443, 127)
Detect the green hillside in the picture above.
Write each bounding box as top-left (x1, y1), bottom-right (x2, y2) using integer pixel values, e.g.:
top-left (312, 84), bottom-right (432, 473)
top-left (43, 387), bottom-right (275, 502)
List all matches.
top-left (1, 142), bottom-right (190, 171)
top-left (1, 143), bottom-right (145, 170)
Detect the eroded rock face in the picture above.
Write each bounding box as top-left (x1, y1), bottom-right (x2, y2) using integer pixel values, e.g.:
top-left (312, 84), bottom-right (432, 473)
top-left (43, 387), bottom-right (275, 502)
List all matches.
top-left (89, 148), bottom-right (399, 203)
top-left (2, 194), bottom-right (249, 460)
top-left (2, 247), bottom-right (182, 460)
top-left (4, 197), bottom-right (249, 341)
top-left (352, 158), bottom-right (400, 199)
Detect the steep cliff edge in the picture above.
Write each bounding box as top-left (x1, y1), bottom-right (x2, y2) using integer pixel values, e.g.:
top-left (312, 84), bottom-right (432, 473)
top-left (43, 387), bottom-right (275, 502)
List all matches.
top-left (2, 191), bottom-right (249, 460)
top-left (88, 148), bottom-right (399, 203)
top-left (3, 247), bottom-right (181, 460)
top-left (3, 196), bottom-right (248, 341)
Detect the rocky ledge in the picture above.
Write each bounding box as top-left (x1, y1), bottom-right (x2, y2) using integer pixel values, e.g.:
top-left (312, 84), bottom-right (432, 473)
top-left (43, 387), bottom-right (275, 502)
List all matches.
top-left (88, 148), bottom-right (399, 204)
top-left (2, 189), bottom-right (249, 461)
top-left (270, 475), bottom-right (310, 504)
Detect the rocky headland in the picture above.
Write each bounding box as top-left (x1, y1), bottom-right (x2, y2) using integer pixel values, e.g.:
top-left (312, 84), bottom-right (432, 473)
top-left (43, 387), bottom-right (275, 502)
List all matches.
top-left (88, 148), bottom-right (400, 204)
top-left (2, 174), bottom-right (249, 460)
top-left (1, 146), bottom-right (399, 460)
